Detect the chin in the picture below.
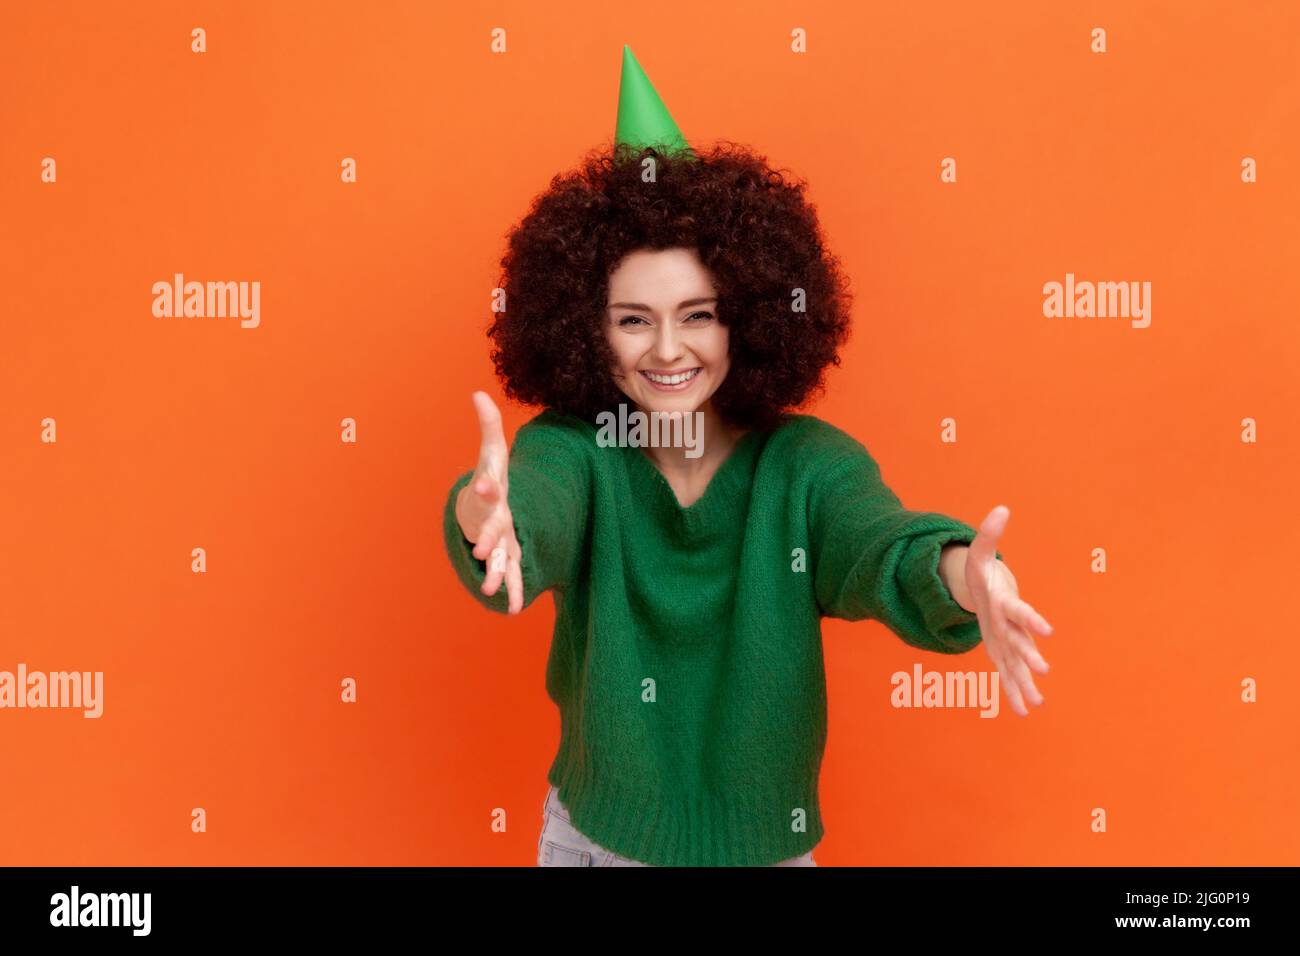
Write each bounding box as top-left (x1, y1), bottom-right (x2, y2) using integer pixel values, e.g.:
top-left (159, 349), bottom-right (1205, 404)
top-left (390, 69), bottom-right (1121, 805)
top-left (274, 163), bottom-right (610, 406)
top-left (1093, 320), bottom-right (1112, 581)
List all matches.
top-left (637, 394), bottom-right (705, 415)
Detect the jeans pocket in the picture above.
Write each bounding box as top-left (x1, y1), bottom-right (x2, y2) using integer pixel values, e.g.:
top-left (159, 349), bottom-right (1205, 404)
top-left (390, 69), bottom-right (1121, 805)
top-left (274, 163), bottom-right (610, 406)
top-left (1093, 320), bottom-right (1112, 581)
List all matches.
top-left (543, 784), bottom-right (573, 824)
top-left (541, 839), bottom-right (592, 867)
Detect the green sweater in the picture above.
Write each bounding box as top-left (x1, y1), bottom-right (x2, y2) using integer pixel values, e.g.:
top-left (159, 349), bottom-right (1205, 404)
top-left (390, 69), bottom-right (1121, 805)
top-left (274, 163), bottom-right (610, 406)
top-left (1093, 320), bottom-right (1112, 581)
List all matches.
top-left (442, 409), bottom-right (999, 866)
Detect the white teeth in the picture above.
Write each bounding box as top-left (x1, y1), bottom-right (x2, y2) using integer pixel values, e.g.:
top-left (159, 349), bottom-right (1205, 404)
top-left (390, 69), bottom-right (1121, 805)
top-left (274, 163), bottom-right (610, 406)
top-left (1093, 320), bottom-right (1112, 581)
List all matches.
top-left (643, 368), bottom-right (700, 385)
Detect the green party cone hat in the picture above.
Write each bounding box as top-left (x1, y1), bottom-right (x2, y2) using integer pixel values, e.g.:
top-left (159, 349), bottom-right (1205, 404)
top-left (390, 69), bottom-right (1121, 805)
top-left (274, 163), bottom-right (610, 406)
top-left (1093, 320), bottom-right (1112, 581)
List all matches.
top-left (614, 45), bottom-right (695, 159)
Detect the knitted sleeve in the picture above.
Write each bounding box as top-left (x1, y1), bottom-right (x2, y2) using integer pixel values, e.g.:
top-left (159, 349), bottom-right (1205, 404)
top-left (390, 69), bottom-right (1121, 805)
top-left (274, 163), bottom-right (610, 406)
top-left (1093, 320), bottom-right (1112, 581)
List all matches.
top-left (808, 442), bottom-right (1003, 654)
top-left (442, 412), bottom-right (592, 614)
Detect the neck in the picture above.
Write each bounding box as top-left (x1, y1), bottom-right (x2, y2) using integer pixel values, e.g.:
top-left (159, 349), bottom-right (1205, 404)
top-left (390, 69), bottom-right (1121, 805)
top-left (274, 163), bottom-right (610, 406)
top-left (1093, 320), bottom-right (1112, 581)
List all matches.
top-left (639, 401), bottom-right (742, 475)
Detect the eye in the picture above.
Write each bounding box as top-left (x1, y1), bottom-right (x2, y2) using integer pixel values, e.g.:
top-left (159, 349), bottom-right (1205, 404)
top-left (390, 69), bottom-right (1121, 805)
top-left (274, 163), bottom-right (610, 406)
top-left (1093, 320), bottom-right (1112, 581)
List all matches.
top-left (685, 311), bottom-right (714, 322)
top-left (616, 315), bottom-right (649, 327)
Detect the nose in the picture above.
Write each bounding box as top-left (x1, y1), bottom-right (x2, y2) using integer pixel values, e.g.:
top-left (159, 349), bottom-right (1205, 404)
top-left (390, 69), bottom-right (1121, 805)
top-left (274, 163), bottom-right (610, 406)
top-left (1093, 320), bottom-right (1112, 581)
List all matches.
top-left (651, 321), bottom-right (685, 364)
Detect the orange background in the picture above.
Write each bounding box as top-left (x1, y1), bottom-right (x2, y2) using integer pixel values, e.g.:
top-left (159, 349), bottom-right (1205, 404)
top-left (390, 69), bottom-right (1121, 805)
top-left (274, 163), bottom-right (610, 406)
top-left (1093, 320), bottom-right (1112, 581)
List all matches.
top-left (1, 1), bottom-right (1297, 865)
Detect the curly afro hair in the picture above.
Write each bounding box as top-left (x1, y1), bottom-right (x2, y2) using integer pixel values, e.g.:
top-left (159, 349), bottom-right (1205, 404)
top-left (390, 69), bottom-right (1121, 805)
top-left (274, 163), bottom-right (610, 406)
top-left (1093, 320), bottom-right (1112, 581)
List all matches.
top-left (487, 140), bottom-right (854, 432)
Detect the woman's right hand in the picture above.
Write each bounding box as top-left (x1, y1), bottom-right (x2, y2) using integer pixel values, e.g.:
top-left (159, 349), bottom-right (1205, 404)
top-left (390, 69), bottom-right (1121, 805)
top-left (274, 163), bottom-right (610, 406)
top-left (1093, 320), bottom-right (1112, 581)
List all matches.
top-left (455, 391), bottom-right (524, 614)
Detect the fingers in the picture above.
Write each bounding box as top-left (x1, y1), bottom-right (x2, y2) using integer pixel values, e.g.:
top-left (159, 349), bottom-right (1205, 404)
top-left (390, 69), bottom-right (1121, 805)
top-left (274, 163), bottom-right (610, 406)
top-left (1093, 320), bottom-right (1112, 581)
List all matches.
top-left (1006, 595), bottom-right (1053, 638)
top-left (504, 539), bottom-right (524, 615)
top-left (471, 513), bottom-right (497, 561)
top-left (984, 642), bottom-right (1027, 718)
top-left (985, 592), bottom-right (1042, 717)
top-left (1003, 631), bottom-right (1045, 708)
top-left (476, 523), bottom-right (526, 616)
top-left (481, 538), bottom-right (524, 615)
top-left (1003, 598), bottom-right (1051, 676)
top-left (471, 391), bottom-right (508, 482)
top-left (986, 596), bottom-right (1027, 717)
top-left (472, 472), bottom-right (501, 505)
top-left (1007, 626), bottom-right (1050, 675)
top-left (999, 658), bottom-right (1028, 717)
top-left (479, 529), bottom-right (508, 596)
top-left (967, 505), bottom-right (1010, 569)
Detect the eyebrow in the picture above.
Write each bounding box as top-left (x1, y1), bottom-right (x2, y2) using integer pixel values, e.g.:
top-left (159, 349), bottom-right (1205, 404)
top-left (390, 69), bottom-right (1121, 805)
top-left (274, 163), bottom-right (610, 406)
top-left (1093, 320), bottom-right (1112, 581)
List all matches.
top-left (608, 297), bottom-right (718, 311)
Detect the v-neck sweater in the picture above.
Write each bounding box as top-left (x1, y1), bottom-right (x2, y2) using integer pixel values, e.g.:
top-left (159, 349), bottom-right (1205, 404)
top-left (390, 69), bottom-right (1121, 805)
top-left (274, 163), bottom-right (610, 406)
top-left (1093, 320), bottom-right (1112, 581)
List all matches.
top-left (442, 409), bottom-right (1001, 866)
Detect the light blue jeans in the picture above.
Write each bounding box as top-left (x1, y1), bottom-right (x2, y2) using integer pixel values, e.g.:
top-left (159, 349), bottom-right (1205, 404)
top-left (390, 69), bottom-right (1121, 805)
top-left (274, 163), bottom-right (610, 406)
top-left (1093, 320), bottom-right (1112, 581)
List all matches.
top-left (537, 784), bottom-right (818, 867)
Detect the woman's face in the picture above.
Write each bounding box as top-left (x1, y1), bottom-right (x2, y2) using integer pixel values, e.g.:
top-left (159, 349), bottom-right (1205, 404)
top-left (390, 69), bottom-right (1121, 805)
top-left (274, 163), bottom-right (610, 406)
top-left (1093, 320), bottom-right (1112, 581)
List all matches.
top-left (604, 246), bottom-right (730, 417)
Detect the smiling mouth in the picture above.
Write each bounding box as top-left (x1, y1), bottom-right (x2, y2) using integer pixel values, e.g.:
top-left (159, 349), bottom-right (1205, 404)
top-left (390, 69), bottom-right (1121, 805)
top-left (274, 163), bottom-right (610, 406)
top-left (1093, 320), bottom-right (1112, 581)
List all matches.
top-left (639, 368), bottom-right (702, 389)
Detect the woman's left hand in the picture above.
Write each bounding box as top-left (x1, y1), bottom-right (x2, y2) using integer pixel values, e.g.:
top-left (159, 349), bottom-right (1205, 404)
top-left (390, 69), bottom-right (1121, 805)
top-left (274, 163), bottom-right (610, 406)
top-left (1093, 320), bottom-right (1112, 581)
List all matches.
top-left (965, 505), bottom-right (1053, 717)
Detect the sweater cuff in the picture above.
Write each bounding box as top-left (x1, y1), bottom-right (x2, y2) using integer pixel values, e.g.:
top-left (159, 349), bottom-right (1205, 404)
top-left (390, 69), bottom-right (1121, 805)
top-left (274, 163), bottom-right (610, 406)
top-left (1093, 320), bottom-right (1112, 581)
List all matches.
top-left (897, 528), bottom-right (1004, 654)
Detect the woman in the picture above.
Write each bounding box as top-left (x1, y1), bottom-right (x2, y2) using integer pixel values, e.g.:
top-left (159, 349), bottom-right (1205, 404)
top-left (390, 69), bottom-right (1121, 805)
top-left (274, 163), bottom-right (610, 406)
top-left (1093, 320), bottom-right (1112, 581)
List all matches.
top-left (443, 52), bottom-right (1052, 867)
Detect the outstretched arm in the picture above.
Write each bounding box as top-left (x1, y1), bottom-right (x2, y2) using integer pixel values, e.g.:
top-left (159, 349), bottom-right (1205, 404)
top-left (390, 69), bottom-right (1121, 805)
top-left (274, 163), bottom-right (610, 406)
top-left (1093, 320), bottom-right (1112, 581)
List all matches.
top-left (810, 447), bottom-right (1000, 652)
top-left (808, 436), bottom-right (1054, 716)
